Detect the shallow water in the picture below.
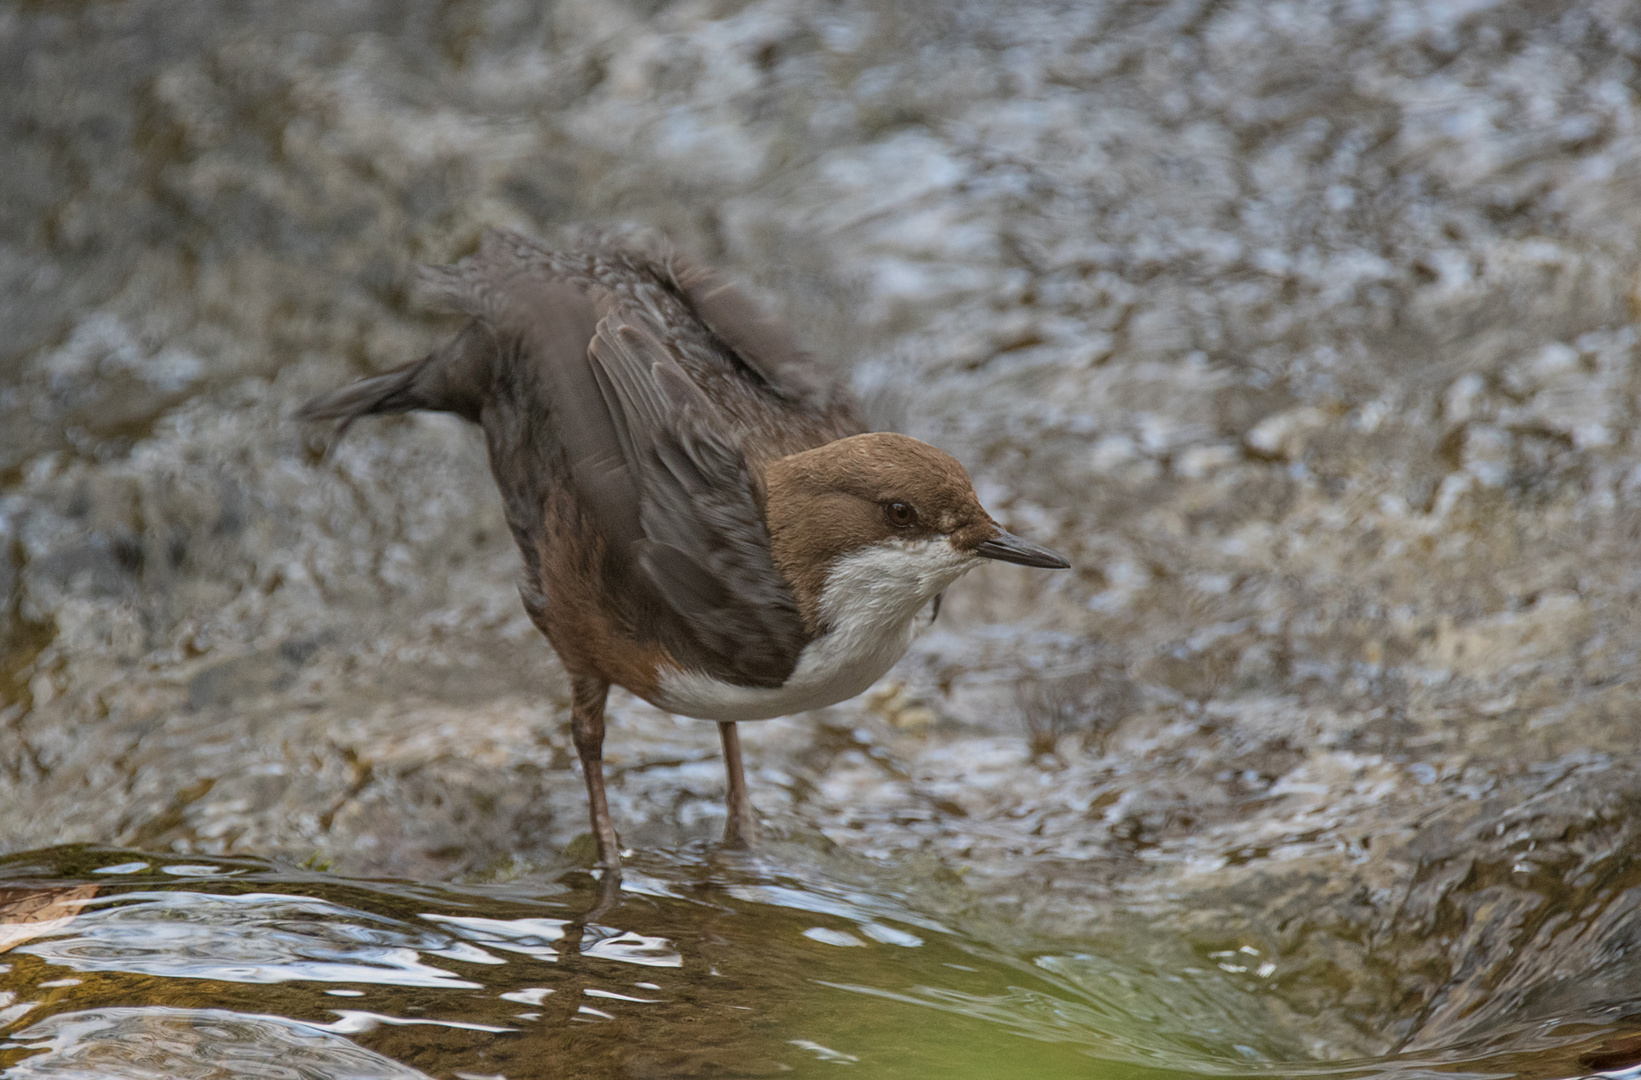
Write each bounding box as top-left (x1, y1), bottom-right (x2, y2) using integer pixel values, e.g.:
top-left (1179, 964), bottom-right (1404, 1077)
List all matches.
top-left (5, 845), bottom-right (1641, 1080)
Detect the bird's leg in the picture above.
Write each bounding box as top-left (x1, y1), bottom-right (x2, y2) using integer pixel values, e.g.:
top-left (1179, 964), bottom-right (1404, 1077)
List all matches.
top-left (570, 675), bottom-right (622, 874)
top-left (718, 720), bottom-right (755, 847)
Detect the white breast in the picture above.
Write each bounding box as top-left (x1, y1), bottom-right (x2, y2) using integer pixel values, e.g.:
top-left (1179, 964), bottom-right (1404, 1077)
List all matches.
top-left (651, 538), bottom-right (979, 722)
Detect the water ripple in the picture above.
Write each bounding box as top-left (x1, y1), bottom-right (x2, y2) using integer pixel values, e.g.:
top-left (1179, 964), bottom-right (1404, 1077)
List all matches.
top-left (15, 892), bottom-right (488, 987)
top-left (4, 1006), bottom-right (434, 1079)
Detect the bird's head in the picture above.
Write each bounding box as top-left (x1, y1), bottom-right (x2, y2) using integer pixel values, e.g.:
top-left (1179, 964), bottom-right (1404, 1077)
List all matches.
top-left (764, 432), bottom-right (1069, 632)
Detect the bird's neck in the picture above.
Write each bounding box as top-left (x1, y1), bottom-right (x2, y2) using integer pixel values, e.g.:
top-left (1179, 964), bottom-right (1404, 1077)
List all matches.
top-left (813, 539), bottom-right (976, 639)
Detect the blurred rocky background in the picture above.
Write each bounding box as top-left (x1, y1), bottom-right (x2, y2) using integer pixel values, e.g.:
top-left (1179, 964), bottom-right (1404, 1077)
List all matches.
top-left (5, 0), bottom-right (1641, 1059)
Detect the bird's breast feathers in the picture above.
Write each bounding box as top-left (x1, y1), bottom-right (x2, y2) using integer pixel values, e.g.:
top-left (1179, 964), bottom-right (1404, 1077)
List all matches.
top-left (649, 537), bottom-right (977, 721)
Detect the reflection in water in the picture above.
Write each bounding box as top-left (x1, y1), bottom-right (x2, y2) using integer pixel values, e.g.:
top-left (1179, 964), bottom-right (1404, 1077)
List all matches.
top-left (421, 914), bottom-right (567, 961)
top-left (1, 846), bottom-right (1641, 1079)
top-left (15, 892), bottom-right (491, 987)
top-left (0, 889), bottom-right (98, 956)
top-left (576, 926), bottom-right (683, 969)
top-left (6, 1007), bottom-right (434, 1080)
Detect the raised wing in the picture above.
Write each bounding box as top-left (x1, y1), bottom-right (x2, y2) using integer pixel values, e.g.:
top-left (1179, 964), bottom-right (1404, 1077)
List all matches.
top-left (310, 229), bottom-right (841, 689)
top-left (577, 299), bottom-right (810, 688)
top-left (666, 255), bottom-right (844, 416)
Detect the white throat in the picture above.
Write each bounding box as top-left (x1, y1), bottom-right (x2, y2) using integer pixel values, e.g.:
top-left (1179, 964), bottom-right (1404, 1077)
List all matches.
top-left (651, 537), bottom-right (979, 721)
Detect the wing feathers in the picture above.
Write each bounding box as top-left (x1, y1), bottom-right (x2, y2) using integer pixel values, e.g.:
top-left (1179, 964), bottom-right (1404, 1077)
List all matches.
top-left (412, 229), bottom-right (542, 321)
top-left (668, 255), bottom-right (836, 410)
top-left (636, 540), bottom-right (797, 686)
top-left (583, 304), bottom-right (808, 686)
top-left (305, 229), bottom-right (844, 689)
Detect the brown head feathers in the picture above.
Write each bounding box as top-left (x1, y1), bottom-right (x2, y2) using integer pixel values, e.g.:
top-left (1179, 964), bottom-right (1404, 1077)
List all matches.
top-left (762, 432), bottom-right (1066, 630)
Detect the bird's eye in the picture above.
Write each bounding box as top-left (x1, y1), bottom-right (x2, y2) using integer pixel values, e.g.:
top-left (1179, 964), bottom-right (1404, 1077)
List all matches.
top-left (884, 500), bottom-right (918, 528)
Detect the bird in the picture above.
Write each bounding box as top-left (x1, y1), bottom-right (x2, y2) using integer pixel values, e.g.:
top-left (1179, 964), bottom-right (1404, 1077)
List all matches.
top-left (299, 228), bottom-right (1070, 874)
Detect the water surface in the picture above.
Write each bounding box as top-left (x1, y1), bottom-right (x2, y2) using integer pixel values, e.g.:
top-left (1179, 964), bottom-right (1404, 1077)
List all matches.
top-left (4, 845), bottom-right (1641, 1080)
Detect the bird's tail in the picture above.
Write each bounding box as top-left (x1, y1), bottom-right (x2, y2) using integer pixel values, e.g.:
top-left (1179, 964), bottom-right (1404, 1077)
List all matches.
top-left (295, 363), bottom-right (425, 434)
top-left (296, 320), bottom-right (496, 440)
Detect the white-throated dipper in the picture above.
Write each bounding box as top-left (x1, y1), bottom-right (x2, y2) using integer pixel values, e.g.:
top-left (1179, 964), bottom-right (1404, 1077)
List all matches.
top-left (301, 229), bottom-right (1069, 872)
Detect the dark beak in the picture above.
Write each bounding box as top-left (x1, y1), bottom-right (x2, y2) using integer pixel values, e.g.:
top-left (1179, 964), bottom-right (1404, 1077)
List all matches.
top-left (973, 530), bottom-right (1070, 569)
